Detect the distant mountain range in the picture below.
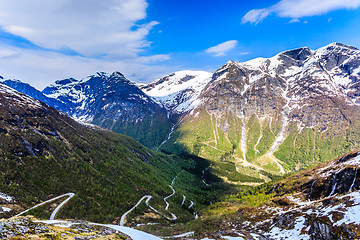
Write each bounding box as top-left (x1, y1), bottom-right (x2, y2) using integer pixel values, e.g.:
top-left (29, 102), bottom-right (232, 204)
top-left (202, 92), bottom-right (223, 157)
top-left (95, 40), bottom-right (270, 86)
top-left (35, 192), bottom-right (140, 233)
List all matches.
top-left (2, 42), bottom-right (360, 183)
top-left (2, 72), bottom-right (174, 148)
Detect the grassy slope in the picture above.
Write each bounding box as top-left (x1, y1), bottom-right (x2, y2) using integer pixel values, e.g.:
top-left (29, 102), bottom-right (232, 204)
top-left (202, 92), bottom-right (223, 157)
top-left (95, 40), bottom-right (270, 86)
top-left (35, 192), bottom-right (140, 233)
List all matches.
top-left (92, 113), bottom-right (173, 150)
top-left (160, 107), bottom-right (360, 183)
top-left (141, 149), bottom-right (360, 238)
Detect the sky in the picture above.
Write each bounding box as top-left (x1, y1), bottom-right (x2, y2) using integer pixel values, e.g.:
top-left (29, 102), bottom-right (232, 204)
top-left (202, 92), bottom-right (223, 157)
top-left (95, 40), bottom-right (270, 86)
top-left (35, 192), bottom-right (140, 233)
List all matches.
top-left (0, 0), bottom-right (360, 89)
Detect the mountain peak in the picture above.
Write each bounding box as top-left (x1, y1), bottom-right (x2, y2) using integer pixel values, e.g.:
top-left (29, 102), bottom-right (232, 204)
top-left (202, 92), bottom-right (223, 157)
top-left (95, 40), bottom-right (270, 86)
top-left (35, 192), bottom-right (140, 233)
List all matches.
top-left (324, 42), bottom-right (359, 50)
top-left (315, 42), bottom-right (359, 57)
top-left (109, 71), bottom-right (131, 84)
top-left (226, 60), bottom-right (237, 65)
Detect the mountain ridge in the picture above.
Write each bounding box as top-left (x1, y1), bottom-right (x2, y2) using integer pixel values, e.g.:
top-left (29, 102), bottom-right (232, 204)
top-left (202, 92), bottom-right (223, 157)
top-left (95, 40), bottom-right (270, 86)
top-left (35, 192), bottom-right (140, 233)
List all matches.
top-left (2, 42), bottom-right (360, 180)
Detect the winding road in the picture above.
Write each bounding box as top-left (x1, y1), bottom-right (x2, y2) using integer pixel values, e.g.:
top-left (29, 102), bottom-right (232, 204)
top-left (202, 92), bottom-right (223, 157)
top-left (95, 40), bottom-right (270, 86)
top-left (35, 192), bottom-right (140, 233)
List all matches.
top-left (120, 170), bottom-right (199, 226)
top-left (11, 177), bottom-right (201, 239)
top-left (13, 190), bottom-right (197, 239)
top-left (164, 185), bottom-right (176, 211)
top-left (120, 195), bottom-right (152, 226)
top-left (15, 193), bottom-right (162, 239)
top-left (14, 193), bottom-right (75, 219)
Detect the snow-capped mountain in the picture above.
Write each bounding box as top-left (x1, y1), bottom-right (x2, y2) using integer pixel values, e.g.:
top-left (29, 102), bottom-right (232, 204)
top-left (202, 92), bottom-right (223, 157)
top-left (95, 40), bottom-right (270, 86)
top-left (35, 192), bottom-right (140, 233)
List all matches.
top-left (42, 72), bottom-right (173, 148)
top-left (43, 71), bottom-right (158, 121)
top-left (200, 42), bottom-right (359, 117)
top-left (197, 42), bottom-right (360, 133)
top-left (140, 70), bottom-right (212, 115)
top-left (161, 42), bottom-right (360, 180)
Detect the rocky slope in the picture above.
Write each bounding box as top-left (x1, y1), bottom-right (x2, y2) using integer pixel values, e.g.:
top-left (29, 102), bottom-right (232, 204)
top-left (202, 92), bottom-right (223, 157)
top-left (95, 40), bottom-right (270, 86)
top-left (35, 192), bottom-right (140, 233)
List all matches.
top-left (137, 150), bottom-right (360, 239)
top-left (161, 42), bottom-right (360, 183)
top-left (0, 216), bottom-right (130, 239)
top-left (198, 150), bottom-right (360, 239)
top-left (41, 72), bottom-right (172, 149)
top-left (0, 83), bottom-right (206, 224)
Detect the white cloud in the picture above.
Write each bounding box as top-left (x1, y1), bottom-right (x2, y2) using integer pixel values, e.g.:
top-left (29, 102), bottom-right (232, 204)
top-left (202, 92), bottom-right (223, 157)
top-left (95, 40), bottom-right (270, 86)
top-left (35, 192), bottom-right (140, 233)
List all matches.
top-left (0, 45), bottom-right (171, 90)
top-left (242, 0), bottom-right (360, 24)
top-left (205, 40), bottom-right (238, 57)
top-left (289, 18), bottom-right (300, 23)
top-left (0, 0), bottom-right (177, 88)
top-left (242, 8), bottom-right (271, 25)
top-left (0, 0), bottom-right (156, 58)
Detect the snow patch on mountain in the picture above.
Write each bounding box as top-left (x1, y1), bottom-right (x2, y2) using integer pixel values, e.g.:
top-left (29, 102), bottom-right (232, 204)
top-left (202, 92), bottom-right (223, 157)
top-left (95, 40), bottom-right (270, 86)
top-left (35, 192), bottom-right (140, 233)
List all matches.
top-left (142, 70), bottom-right (212, 114)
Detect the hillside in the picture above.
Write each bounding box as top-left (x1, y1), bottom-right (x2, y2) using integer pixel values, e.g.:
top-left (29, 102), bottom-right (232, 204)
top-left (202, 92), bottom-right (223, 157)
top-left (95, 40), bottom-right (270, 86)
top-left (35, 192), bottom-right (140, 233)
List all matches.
top-left (3, 147), bottom-right (360, 238)
top-left (138, 149), bottom-right (360, 239)
top-left (203, 149), bottom-right (360, 239)
top-left (0, 83), bottom-right (225, 225)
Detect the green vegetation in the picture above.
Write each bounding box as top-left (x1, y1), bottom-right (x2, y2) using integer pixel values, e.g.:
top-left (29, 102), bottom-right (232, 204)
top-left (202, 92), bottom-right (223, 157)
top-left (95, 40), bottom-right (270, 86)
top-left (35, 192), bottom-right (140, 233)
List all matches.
top-left (92, 114), bottom-right (173, 150)
top-left (160, 111), bottom-right (283, 183)
top-left (160, 107), bottom-right (360, 183)
top-left (0, 101), bottom-right (230, 224)
top-left (245, 114), bottom-right (261, 162)
top-left (274, 119), bottom-right (360, 171)
top-left (256, 118), bottom-right (276, 156)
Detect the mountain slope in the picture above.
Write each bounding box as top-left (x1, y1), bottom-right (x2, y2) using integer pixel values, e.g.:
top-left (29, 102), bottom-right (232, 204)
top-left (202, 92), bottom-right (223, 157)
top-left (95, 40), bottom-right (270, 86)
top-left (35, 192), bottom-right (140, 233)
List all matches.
top-left (156, 150), bottom-right (360, 239)
top-left (42, 72), bottom-right (173, 149)
top-left (0, 83), bottom-right (211, 223)
top-left (160, 43), bottom-right (360, 183)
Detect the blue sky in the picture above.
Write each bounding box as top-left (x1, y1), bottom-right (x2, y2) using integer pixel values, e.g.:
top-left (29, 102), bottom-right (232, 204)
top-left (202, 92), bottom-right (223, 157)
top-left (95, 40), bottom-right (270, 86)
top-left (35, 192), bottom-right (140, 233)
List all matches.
top-left (0, 0), bottom-right (359, 89)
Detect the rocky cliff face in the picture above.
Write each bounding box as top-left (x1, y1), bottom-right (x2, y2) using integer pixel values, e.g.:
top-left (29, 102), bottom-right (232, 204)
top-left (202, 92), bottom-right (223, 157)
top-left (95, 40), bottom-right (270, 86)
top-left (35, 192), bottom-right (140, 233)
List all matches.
top-left (161, 43), bottom-right (360, 182)
top-left (42, 72), bottom-right (172, 148)
top-left (200, 43), bottom-right (359, 127)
